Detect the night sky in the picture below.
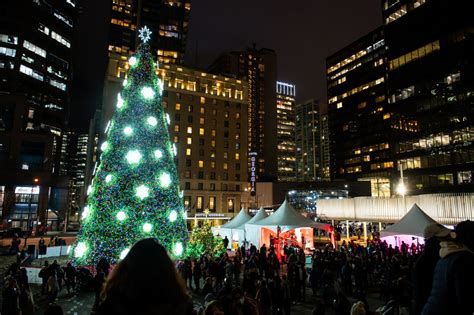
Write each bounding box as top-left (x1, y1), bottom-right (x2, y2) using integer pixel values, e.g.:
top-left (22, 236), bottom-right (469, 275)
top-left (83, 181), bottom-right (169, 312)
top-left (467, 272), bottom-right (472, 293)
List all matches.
top-left (71, 0), bottom-right (381, 128)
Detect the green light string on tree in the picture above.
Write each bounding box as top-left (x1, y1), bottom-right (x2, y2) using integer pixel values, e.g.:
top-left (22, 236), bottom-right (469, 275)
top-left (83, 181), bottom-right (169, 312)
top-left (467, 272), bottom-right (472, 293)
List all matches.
top-left (71, 26), bottom-right (188, 266)
top-left (185, 222), bottom-right (225, 259)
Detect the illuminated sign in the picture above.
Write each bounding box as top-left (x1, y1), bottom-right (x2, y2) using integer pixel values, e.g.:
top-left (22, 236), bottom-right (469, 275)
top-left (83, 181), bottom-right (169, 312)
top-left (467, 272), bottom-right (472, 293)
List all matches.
top-left (195, 213), bottom-right (226, 218)
top-left (15, 186), bottom-right (40, 195)
top-left (249, 152), bottom-right (257, 196)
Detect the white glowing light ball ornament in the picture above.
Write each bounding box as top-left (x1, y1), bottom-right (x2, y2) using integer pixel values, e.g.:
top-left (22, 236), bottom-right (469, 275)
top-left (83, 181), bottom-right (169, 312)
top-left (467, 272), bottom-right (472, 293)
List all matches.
top-left (136, 185), bottom-right (149, 200)
top-left (165, 113), bottom-right (170, 125)
top-left (100, 141), bottom-right (108, 151)
top-left (74, 242), bottom-right (87, 258)
top-left (125, 150), bottom-right (142, 164)
top-left (173, 242), bottom-right (184, 256)
top-left (105, 174), bottom-right (112, 183)
top-left (169, 210), bottom-right (178, 222)
top-left (123, 126), bottom-right (133, 136)
top-left (87, 185), bottom-right (92, 195)
top-left (122, 79), bottom-right (128, 87)
top-left (143, 222), bottom-right (152, 233)
top-left (120, 248), bottom-right (130, 260)
top-left (141, 86), bottom-right (155, 99)
top-left (159, 173), bottom-right (172, 188)
top-left (81, 206), bottom-right (90, 220)
top-left (128, 56), bottom-right (137, 67)
top-left (116, 93), bottom-right (124, 109)
top-left (154, 149), bottom-right (163, 159)
top-left (147, 116), bottom-right (157, 126)
top-left (116, 211), bottom-right (126, 221)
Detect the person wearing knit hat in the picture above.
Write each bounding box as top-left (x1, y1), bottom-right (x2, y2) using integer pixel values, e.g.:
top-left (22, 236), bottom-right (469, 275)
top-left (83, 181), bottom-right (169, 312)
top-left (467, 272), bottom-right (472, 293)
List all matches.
top-left (413, 223), bottom-right (452, 314)
top-left (422, 220), bottom-right (474, 315)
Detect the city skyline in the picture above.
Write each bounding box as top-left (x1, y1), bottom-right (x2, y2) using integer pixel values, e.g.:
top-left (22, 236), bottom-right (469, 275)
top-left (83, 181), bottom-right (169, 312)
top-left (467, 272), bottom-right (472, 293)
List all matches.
top-left (71, 0), bottom-right (381, 128)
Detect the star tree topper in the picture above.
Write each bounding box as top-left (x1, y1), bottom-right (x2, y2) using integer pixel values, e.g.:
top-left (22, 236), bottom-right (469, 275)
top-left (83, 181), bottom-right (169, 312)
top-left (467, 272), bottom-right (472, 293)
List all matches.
top-left (138, 26), bottom-right (152, 43)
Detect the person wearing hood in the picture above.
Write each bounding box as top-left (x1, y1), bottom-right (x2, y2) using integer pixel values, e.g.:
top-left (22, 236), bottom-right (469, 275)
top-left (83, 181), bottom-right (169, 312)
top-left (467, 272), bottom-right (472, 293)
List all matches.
top-left (422, 220), bottom-right (474, 315)
top-left (413, 223), bottom-right (451, 314)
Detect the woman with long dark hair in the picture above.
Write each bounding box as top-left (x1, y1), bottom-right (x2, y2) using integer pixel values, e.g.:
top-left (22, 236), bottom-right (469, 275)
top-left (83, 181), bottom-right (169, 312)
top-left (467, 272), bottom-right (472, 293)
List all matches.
top-left (96, 238), bottom-right (194, 315)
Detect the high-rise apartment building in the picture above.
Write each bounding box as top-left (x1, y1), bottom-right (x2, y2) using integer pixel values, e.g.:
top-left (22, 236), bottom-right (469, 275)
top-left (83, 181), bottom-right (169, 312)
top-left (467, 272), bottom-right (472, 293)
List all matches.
top-left (0, 0), bottom-right (76, 229)
top-left (383, 0), bottom-right (473, 194)
top-left (295, 99), bottom-right (320, 181)
top-left (154, 65), bottom-right (249, 225)
top-left (209, 46), bottom-right (278, 188)
top-left (327, 27), bottom-right (391, 197)
top-left (104, 0), bottom-right (191, 124)
top-left (276, 82), bottom-right (296, 181)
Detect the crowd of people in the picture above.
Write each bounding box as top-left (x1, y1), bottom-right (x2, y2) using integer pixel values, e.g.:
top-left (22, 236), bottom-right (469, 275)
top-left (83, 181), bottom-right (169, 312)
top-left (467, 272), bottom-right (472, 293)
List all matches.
top-left (1, 220), bottom-right (473, 315)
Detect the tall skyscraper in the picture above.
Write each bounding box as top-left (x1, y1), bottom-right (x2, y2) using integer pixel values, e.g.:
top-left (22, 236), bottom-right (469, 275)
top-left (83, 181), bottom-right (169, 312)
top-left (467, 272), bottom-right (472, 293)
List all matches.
top-left (327, 27), bottom-right (390, 197)
top-left (209, 46), bottom-right (278, 188)
top-left (276, 81), bottom-right (296, 181)
top-left (103, 0), bottom-right (191, 124)
top-left (327, 0), bottom-right (473, 195)
top-left (295, 99), bottom-right (320, 181)
top-left (60, 131), bottom-right (88, 225)
top-left (0, 0), bottom-right (76, 229)
top-left (383, 0), bottom-right (473, 194)
top-left (319, 113), bottom-right (331, 181)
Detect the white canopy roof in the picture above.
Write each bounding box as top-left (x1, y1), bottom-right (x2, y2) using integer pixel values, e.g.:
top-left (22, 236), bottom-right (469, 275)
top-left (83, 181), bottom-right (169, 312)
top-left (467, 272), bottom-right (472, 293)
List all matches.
top-left (245, 207), bottom-right (268, 225)
top-left (380, 203), bottom-right (437, 238)
top-left (248, 200), bottom-right (330, 232)
top-left (220, 207), bottom-right (251, 230)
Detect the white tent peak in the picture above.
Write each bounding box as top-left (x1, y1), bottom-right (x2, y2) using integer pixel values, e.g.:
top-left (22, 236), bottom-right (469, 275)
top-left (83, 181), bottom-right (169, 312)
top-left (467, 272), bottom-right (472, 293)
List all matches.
top-left (246, 207), bottom-right (268, 225)
top-left (220, 207), bottom-right (251, 230)
top-left (250, 199), bottom-right (329, 231)
top-left (381, 203), bottom-right (437, 238)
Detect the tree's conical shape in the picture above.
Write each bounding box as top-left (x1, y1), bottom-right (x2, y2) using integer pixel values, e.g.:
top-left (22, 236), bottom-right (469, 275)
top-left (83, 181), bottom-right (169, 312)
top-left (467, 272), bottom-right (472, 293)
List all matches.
top-left (71, 39), bottom-right (188, 266)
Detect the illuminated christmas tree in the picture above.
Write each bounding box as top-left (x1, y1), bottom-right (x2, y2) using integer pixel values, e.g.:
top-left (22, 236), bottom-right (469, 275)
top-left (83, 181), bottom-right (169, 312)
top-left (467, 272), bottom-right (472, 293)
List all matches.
top-left (185, 222), bottom-right (225, 259)
top-left (72, 26), bottom-right (188, 266)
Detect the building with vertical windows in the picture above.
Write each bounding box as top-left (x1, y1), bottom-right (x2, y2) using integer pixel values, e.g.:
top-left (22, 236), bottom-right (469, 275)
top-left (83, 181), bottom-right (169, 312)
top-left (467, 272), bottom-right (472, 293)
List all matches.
top-left (208, 46), bottom-right (278, 187)
top-left (276, 81), bottom-right (296, 181)
top-left (103, 0), bottom-right (191, 125)
top-left (319, 113), bottom-right (331, 181)
top-left (60, 131), bottom-right (89, 226)
top-left (295, 99), bottom-right (320, 181)
top-left (327, 0), bottom-right (474, 196)
top-left (383, 0), bottom-right (474, 194)
top-left (327, 27), bottom-right (391, 197)
top-left (154, 65), bottom-right (249, 227)
top-left (0, 0), bottom-right (76, 230)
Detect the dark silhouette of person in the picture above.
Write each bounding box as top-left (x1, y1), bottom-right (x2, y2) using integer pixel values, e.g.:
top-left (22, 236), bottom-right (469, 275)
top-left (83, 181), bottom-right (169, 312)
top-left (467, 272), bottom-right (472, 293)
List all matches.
top-left (422, 220), bottom-right (474, 315)
top-left (223, 236), bottom-right (229, 249)
top-left (96, 238), bottom-right (193, 315)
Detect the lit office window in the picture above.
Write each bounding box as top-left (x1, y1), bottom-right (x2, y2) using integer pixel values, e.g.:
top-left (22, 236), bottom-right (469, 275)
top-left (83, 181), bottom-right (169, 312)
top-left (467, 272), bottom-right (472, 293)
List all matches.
top-left (0, 46), bottom-right (16, 57)
top-left (51, 31), bottom-right (71, 48)
top-left (38, 23), bottom-right (50, 35)
top-left (23, 41), bottom-right (46, 57)
top-left (187, 126), bottom-right (192, 134)
top-left (19, 64), bottom-right (44, 81)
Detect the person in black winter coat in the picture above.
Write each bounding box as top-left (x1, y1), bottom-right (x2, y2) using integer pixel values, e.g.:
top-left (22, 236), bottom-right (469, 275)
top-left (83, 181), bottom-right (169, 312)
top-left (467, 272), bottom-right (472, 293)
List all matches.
top-left (421, 220), bottom-right (474, 315)
top-left (413, 223), bottom-right (450, 315)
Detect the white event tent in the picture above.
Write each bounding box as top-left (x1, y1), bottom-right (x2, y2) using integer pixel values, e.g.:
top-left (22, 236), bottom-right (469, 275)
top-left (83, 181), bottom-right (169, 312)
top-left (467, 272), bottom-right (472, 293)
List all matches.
top-left (244, 207), bottom-right (269, 245)
top-left (246, 200), bottom-right (331, 249)
top-left (212, 208), bottom-right (251, 247)
top-left (380, 203), bottom-right (438, 246)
